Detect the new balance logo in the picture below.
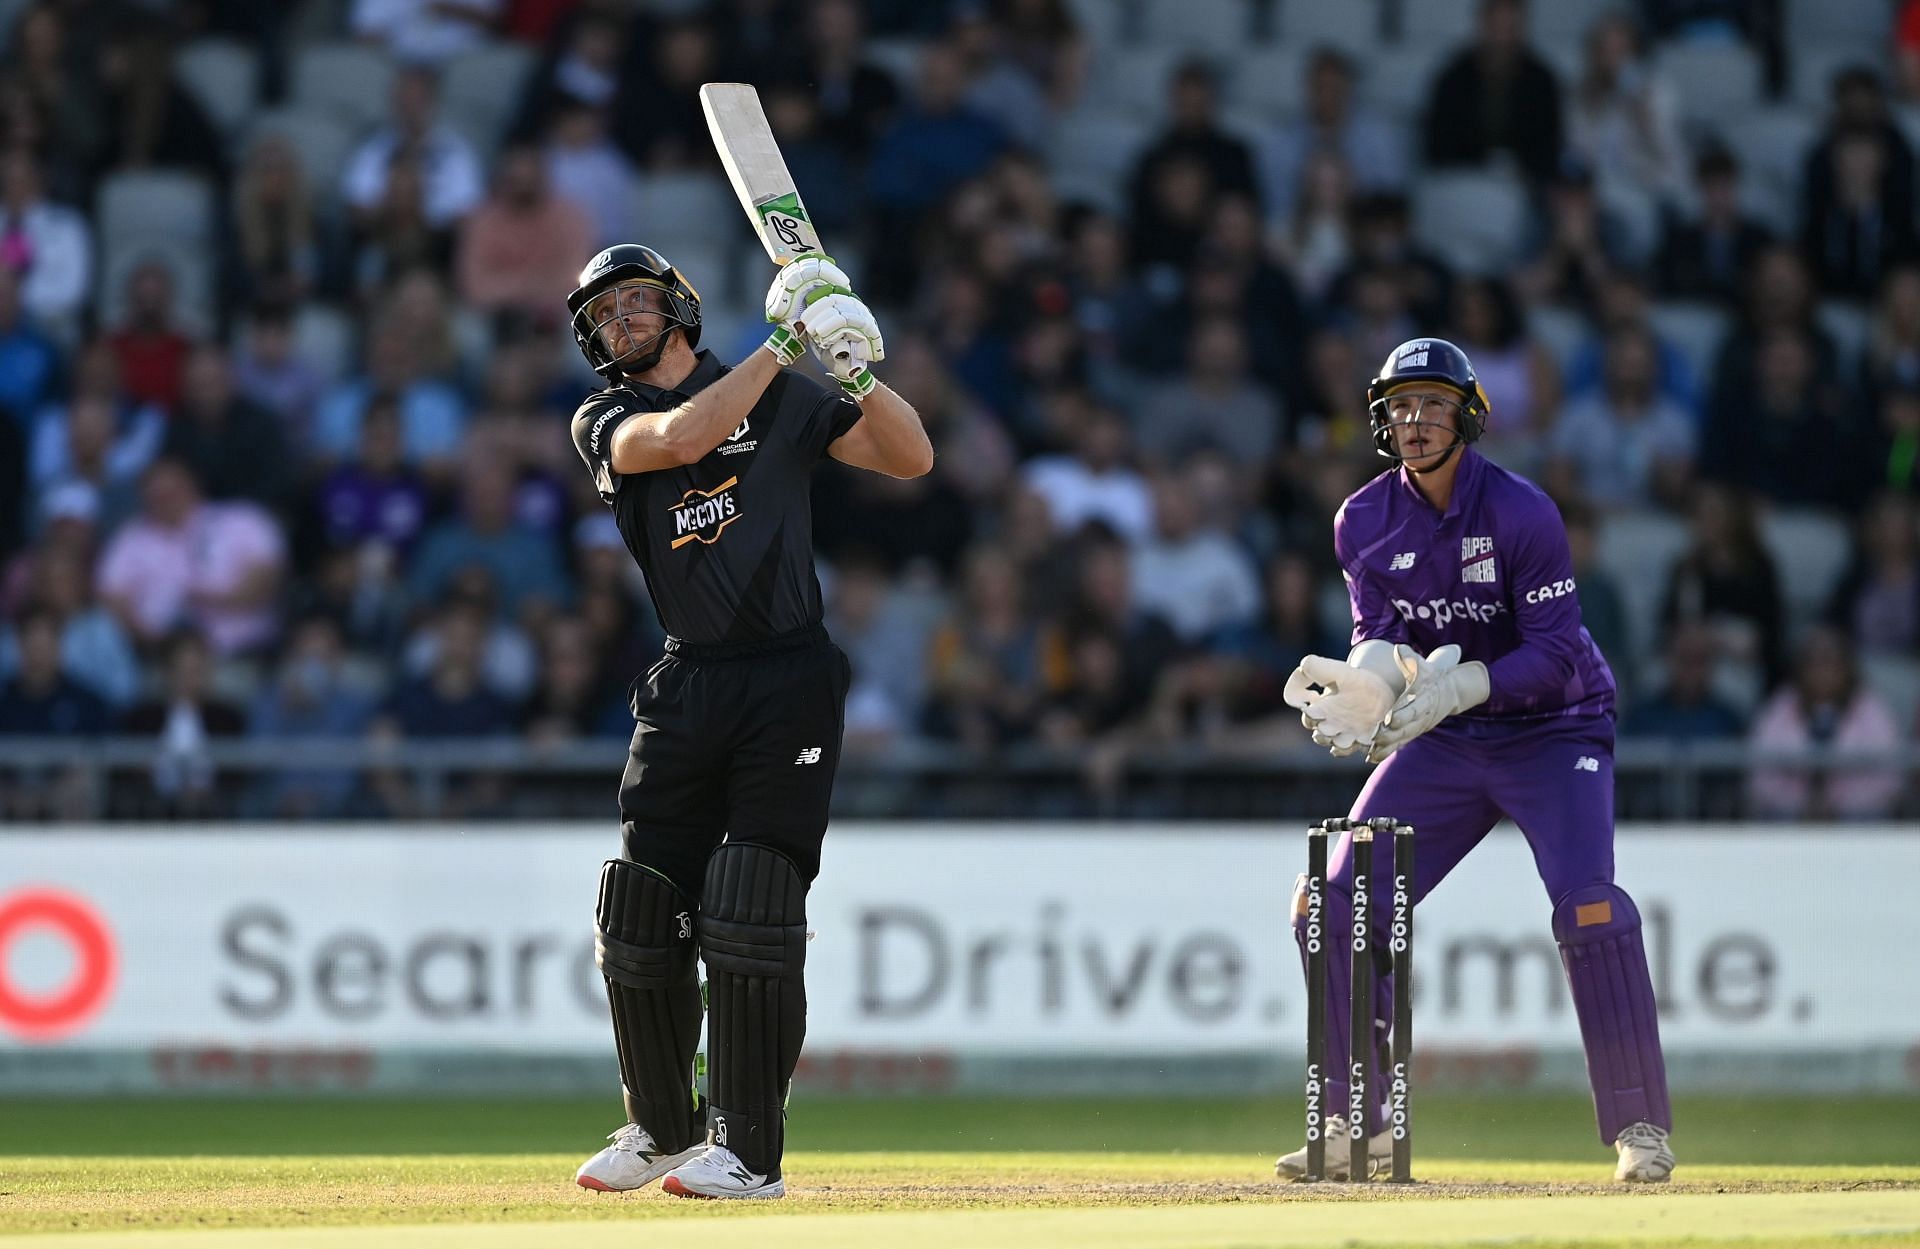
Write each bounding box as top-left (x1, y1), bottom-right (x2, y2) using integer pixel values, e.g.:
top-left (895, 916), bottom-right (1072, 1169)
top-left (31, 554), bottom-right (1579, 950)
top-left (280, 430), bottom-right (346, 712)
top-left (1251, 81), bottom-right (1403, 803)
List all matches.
top-left (1388, 552), bottom-right (1417, 570)
top-left (794, 747), bottom-right (823, 765)
top-left (1574, 756), bottom-right (1600, 772)
top-left (727, 1165), bottom-right (756, 1185)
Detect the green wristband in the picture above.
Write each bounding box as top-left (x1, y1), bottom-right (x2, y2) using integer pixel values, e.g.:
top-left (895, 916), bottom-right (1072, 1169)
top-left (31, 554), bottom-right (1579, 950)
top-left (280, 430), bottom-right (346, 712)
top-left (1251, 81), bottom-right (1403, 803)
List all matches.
top-left (764, 326), bottom-right (804, 366)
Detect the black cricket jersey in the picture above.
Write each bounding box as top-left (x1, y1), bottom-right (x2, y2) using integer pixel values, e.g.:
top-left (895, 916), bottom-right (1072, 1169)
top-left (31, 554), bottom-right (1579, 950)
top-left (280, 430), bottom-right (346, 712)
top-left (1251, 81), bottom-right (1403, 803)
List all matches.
top-left (570, 349), bottom-right (862, 646)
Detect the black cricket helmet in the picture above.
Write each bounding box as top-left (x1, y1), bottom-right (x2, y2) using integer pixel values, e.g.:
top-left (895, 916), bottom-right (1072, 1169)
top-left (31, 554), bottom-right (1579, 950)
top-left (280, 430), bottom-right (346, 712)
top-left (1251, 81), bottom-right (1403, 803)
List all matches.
top-left (566, 243), bottom-right (702, 379)
top-left (1366, 337), bottom-right (1491, 468)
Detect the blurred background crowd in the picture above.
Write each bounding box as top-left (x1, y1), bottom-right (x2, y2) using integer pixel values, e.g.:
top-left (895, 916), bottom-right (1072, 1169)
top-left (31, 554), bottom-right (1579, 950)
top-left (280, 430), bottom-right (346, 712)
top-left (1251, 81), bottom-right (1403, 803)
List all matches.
top-left (0, 0), bottom-right (1917, 821)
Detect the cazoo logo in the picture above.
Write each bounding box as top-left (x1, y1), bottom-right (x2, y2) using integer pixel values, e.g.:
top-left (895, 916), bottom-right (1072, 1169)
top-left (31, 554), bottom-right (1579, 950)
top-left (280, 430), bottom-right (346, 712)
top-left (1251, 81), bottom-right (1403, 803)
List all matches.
top-left (1391, 597), bottom-right (1506, 626)
top-left (1524, 577), bottom-right (1577, 605)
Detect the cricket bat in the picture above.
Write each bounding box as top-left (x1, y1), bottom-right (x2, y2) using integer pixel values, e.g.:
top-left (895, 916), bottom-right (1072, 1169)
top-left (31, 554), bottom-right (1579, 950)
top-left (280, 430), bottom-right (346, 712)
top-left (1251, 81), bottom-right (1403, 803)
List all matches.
top-left (700, 82), bottom-right (823, 267)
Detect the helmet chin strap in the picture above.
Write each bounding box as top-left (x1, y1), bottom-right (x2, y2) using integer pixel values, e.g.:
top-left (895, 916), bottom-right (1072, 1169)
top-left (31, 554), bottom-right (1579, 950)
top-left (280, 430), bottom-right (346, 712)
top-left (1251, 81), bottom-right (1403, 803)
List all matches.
top-left (1404, 435), bottom-right (1465, 474)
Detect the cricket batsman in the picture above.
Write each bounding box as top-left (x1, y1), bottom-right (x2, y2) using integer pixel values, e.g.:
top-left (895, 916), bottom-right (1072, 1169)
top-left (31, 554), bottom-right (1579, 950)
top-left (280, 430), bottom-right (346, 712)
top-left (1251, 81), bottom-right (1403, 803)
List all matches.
top-left (563, 245), bottom-right (933, 1199)
top-left (1274, 338), bottom-right (1674, 1183)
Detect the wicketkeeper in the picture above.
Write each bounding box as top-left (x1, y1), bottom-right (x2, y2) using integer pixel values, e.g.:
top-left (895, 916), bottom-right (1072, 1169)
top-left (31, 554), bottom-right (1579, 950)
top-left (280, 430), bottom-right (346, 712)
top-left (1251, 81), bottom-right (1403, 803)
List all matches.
top-left (1276, 338), bottom-right (1675, 1183)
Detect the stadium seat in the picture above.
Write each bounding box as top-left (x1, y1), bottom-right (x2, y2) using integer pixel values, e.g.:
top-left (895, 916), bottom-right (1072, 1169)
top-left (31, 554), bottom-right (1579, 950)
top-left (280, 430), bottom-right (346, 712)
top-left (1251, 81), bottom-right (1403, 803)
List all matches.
top-left (1064, 0), bottom-right (1146, 48)
top-left (290, 302), bottom-right (358, 383)
top-left (95, 171), bottom-right (216, 248)
top-left (1228, 45), bottom-right (1308, 117)
top-left (440, 42), bottom-right (538, 157)
top-left (1394, 0), bottom-right (1476, 45)
top-left (1758, 507), bottom-right (1854, 627)
top-left (1861, 653), bottom-right (1920, 736)
top-left (1597, 181), bottom-right (1661, 269)
top-left (1816, 299), bottom-right (1871, 382)
top-left (94, 239), bottom-right (217, 339)
top-left (1082, 46), bottom-right (1184, 122)
top-left (1355, 44), bottom-right (1446, 121)
top-left (1596, 507), bottom-right (1694, 666)
top-left (1526, 304), bottom-right (1588, 375)
top-left (1529, 0), bottom-right (1613, 46)
top-left (173, 37), bottom-right (260, 144)
top-left (1284, 0), bottom-right (1383, 52)
top-left (1140, 0), bottom-right (1254, 54)
top-left (1785, 0), bottom-right (1898, 45)
top-left (1046, 110), bottom-right (1150, 210)
top-left (1654, 42), bottom-right (1763, 138)
top-left (1411, 170), bottom-right (1531, 275)
top-left (244, 109), bottom-right (357, 211)
top-left (1648, 301), bottom-right (1732, 390)
top-left (1789, 41), bottom-right (1886, 114)
top-left (290, 41), bottom-right (397, 137)
top-left (1718, 105), bottom-right (1819, 237)
top-left (634, 173), bottom-right (733, 244)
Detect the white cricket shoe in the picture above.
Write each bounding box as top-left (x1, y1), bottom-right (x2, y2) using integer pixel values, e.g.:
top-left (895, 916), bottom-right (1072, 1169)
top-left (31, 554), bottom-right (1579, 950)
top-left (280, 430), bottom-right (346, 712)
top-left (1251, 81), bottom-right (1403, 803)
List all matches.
top-left (1274, 1115), bottom-right (1393, 1180)
top-left (660, 1144), bottom-right (786, 1200)
top-left (1614, 1121), bottom-right (1675, 1183)
top-left (575, 1123), bottom-right (705, 1192)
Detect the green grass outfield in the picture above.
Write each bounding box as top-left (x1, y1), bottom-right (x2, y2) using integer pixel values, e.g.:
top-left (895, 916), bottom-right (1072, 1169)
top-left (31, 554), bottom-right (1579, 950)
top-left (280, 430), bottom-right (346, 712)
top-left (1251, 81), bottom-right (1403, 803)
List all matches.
top-left (3, 1095), bottom-right (1917, 1248)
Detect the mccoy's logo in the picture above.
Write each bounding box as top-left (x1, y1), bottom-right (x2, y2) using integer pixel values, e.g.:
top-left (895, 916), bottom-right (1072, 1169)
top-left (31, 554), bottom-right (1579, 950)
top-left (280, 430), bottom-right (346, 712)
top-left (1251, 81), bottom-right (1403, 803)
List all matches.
top-left (669, 477), bottom-right (741, 549)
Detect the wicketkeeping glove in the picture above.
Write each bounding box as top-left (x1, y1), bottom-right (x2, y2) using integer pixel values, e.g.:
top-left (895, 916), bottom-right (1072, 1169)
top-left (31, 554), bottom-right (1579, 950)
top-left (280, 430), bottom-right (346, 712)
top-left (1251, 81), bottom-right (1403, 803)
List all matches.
top-left (1365, 644), bottom-right (1487, 765)
top-left (1283, 645), bottom-right (1401, 756)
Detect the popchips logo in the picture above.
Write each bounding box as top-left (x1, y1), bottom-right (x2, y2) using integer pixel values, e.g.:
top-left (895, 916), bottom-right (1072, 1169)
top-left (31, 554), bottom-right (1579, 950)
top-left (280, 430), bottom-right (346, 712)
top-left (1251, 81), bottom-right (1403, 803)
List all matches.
top-left (1390, 596), bottom-right (1506, 627)
top-left (0, 888), bottom-right (117, 1041)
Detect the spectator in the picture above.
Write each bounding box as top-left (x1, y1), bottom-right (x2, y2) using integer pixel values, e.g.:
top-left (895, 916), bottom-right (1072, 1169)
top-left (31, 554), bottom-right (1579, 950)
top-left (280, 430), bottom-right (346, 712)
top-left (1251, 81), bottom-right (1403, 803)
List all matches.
top-left (120, 627), bottom-right (248, 819)
top-left (1803, 127), bottom-right (1918, 300)
top-left (1, 5), bottom-right (107, 196)
top-left (1327, 192), bottom-right (1454, 329)
top-left (231, 303), bottom-right (327, 445)
top-left (163, 344), bottom-right (294, 509)
top-left (1273, 150), bottom-right (1354, 302)
top-left (1447, 276), bottom-right (1553, 454)
top-left (30, 390), bottom-right (153, 537)
top-left (949, 6), bottom-right (1055, 151)
top-left (522, 615), bottom-right (626, 744)
top-left (1801, 65), bottom-right (1916, 287)
top-left (794, 0), bottom-right (903, 159)
top-left (0, 605), bottom-right (109, 818)
top-left (1653, 145), bottom-right (1774, 307)
top-left (1137, 316), bottom-right (1283, 468)
top-left (1127, 59), bottom-right (1258, 274)
top-left (0, 150), bottom-right (91, 335)
top-left (758, 82), bottom-right (857, 238)
top-left (1562, 501), bottom-right (1635, 694)
top-left (1517, 160), bottom-right (1634, 308)
top-left (1194, 196), bottom-right (1306, 391)
top-left (341, 63), bottom-right (484, 230)
top-left (921, 543), bottom-right (1047, 748)
top-left (1865, 385), bottom-right (1920, 497)
top-left (455, 139), bottom-right (592, 325)
top-left (540, 91), bottom-right (637, 248)
top-left (227, 134), bottom-right (320, 311)
top-left (618, 18), bottom-right (723, 169)
top-left (1701, 327), bottom-right (1862, 512)
top-left (1827, 492), bottom-right (1920, 656)
top-left (1019, 397), bottom-right (1154, 545)
top-left (1050, 525), bottom-right (1180, 718)
top-left (1130, 471), bottom-right (1261, 644)
top-left (1709, 243), bottom-right (1840, 406)
top-left (406, 459), bottom-right (572, 621)
top-left (1620, 620), bottom-right (1746, 740)
top-left (0, 262), bottom-right (59, 424)
top-left (1547, 324), bottom-right (1697, 509)
top-left (1258, 47), bottom-right (1408, 220)
top-left (0, 541), bottom-right (138, 709)
top-left (1659, 483), bottom-right (1785, 686)
top-left (1566, 10), bottom-right (1686, 207)
top-left (97, 457), bottom-right (287, 658)
top-left (1747, 625), bottom-right (1902, 820)
top-left (1422, 0), bottom-right (1564, 186)
top-left (985, 0), bottom-right (1087, 112)
top-left (1185, 549), bottom-right (1346, 732)
top-left (311, 313), bottom-right (466, 471)
top-left (1564, 271), bottom-right (1700, 417)
top-left (344, 150), bottom-right (457, 300)
top-left (247, 614), bottom-right (378, 817)
top-left (825, 550), bottom-right (933, 753)
top-left (352, 0), bottom-right (501, 64)
top-left (369, 600), bottom-right (516, 817)
top-left (95, 15), bottom-right (226, 183)
top-left (105, 258), bottom-right (195, 413)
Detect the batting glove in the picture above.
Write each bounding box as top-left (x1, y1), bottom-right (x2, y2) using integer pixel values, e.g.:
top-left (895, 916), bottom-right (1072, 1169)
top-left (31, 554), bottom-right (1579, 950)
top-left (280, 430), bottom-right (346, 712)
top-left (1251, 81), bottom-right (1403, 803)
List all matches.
top-left (802, 291), bottom-right (885, 397)
top-left (764, 256), bottom-right (852, 368)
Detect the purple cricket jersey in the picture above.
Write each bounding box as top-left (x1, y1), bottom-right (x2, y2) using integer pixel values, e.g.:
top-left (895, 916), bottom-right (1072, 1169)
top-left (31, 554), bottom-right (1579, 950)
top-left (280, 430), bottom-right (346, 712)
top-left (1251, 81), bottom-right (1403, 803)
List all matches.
top-left (1333, 448), bottom-right (1615, 721)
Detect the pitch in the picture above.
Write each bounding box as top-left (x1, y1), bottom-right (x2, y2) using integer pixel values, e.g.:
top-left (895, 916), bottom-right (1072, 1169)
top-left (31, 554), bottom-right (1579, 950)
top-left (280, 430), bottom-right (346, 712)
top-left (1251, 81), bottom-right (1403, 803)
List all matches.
top-left (4, 1095), bottom-right (1917, 1247)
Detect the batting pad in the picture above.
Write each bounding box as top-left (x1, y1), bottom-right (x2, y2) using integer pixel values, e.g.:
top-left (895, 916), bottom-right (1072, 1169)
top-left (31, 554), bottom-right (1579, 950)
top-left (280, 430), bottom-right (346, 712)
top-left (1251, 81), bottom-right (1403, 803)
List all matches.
top-left (700, 842), bottom-right (809, 1177)
top-left (1554, 882), bottom-right (1673, 1143)
top-left (595, 858), bottom-right (704, 1151)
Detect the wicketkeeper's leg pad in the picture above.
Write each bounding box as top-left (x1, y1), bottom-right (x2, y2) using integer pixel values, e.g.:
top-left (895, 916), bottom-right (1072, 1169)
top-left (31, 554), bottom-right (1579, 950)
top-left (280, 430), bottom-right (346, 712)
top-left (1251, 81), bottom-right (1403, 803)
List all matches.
top-left (595, 858), bottom-right (704, 1152)
top-left (699, 841), bottom-right (809, 1177)
top-left (1553, 882), bottom-right (1672, 1143)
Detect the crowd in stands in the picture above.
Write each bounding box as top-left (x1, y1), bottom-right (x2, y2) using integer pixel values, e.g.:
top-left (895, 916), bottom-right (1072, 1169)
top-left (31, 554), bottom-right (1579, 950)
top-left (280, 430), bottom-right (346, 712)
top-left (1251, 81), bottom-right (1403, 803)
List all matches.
top-left (0, 0), bottom-right (1917, 821)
